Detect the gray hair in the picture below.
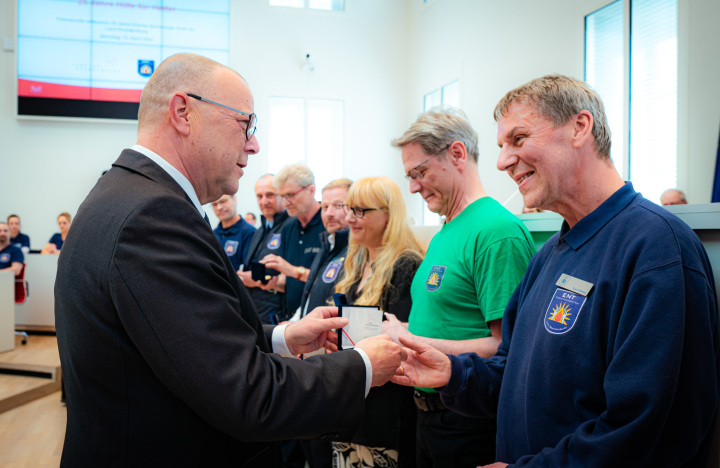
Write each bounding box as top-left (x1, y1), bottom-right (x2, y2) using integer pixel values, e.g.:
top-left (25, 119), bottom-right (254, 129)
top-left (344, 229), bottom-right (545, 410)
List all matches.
top-left (494, 74), bottom-right (612, 159)
top-left (137, 53), bottom-right (244, 126)
top-left (392, 106), bottom-right (479, 163)
top-left (273, 163), bottom-right (315, 188)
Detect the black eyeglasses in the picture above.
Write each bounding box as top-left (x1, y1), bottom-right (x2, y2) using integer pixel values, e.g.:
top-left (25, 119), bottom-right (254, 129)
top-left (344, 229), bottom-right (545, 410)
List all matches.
top-left (405, 144), bottom-right (452, 180)
top-left (343, 205), bottom-right (383, 218)
top-left (187, 93), bottom-right (257, 140)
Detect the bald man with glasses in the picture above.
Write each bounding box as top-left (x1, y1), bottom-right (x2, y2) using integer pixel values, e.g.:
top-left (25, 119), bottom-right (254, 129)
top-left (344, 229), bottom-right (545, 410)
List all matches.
top-left (55, 53), bottom-right (407, 467)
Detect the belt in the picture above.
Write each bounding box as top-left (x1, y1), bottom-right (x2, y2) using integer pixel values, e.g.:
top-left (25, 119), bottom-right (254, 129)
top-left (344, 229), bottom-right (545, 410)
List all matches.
top-left (414, 389), bottom-right (447, 412)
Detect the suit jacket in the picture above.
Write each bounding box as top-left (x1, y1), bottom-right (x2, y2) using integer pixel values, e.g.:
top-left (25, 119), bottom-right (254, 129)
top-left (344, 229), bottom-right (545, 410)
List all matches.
top-left (55, 149), bottom-right (366, 467)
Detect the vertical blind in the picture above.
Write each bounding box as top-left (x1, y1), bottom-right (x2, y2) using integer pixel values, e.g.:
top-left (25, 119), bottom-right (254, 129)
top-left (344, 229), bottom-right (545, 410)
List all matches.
top-left (585, 0), bottom-right (677, 204)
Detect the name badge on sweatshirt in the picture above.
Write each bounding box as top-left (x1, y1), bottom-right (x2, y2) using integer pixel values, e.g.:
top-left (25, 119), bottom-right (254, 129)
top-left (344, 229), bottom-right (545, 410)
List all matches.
top-left (556, 273), bottom-right (593, 296)
top-left (0, 253), bottom-right (9, 263)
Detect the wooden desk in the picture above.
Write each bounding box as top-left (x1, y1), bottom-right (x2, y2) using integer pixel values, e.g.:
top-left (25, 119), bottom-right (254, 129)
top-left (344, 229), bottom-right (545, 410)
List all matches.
top-left (14, 254), bottom-right (58, 331)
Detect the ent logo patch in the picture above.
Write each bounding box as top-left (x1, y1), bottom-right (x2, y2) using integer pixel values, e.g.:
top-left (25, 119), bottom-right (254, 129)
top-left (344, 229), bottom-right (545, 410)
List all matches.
top-left (544, 288), bottom-right (587, 335)
top-left (426, 265), bottom-right (447, 292)
top-left (267, 233), bottom-right (281, 250)
top-left (0, 253), bottom-right (10, 263)
top-left (322, 259), bottom-right (343, 283)
top-left (224, 240), bottom-right (239, 256)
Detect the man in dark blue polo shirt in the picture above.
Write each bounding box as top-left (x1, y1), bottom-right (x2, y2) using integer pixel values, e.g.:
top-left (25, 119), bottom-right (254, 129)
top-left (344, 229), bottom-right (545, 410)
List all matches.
top-left (211, 193), bottom-right (256, 271)
top-left (0, 221), bottom-right (24, 276)
top-left (392, 75), bottom-right (720, 467)
top-left (238, 174), bottom-right (291, 324)
top-left (8, 215), bottom-right (30, 253)
top-left (261, 164), bottom-right (326, 322)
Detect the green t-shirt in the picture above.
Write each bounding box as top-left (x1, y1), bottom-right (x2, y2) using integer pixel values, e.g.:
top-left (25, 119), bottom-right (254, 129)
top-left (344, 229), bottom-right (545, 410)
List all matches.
top-left (409, 197), bottom-right (535, 344)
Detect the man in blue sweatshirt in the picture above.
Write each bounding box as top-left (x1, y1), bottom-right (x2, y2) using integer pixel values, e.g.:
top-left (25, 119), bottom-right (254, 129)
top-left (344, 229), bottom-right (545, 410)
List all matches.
top-left (393, 74), bottom-right (720, 467)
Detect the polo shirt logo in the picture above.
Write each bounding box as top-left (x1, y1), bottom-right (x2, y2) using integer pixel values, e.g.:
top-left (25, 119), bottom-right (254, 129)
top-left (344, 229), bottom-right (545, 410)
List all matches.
top-left (0, 253), bottom-right (9, 263)
top-left (322, 259), bottom-right (343, 283)
top-left (224, 240), bottom-right (239, 256)
top-left (426, 265), bottom-right (447, 292)
top-left (544, 288), bottom-right (587, 334)
top-left (267, 234), bottom-right (281, 250)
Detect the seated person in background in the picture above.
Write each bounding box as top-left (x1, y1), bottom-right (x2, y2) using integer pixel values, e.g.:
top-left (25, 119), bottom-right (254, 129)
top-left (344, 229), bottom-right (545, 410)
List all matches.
top-left (41, 212), bottom-right (71, 254)
top-left (211, 193), bottom-right (256, 272)
top-left (0, 221), bottom-right (24, 276)
top-left (660, 188), bottom-right (688, 206)
top-left (8, 214), bottom-right (30, 253)
top-left (521, 205), bottom-right (543, 213)
top-left (245, 212), bottom-right (257, 227)
top-left (333, 176), bottom-right (425, 468)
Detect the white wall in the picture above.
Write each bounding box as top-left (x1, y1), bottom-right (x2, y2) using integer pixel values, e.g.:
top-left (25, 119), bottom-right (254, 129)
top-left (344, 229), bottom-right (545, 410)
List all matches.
top-left (230, 0), bottom-right (410, 223)
top-left (404, 0), bottom-right (586, 215)
top-left (1, 0), bottom-right (718, 242)
top-left (405, 0), bottom-right (720, 215)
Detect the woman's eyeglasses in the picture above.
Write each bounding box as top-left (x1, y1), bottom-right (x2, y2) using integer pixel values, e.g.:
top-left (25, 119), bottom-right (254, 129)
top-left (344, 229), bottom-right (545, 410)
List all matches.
top-left (343, 205), bottom-right (382, 218)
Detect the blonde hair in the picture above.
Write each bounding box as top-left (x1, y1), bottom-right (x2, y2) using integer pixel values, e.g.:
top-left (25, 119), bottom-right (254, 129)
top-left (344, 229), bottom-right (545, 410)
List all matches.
top-left (323, 178), bottom-right (353, 193)
top-left (58, 212), bottom-right (72, 223)
top-left (335, 177), bottom-right (425, 307)
top-left (494, 74), bottom-right (612, 159)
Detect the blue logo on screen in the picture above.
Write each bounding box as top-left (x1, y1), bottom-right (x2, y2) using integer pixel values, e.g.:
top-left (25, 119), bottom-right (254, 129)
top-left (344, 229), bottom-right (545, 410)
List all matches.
top-left (138, 60), bottom-right (154, 77)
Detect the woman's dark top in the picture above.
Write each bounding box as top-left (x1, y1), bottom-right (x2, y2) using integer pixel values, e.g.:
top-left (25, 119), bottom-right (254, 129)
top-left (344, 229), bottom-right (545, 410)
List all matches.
top-left (343, 252), bottom-right (422, 466)
top-left (49, 233), bottom-right (64, 250)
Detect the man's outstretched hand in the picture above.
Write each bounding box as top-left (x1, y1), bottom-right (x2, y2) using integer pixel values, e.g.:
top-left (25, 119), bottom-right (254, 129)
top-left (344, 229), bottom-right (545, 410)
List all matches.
top-left (390, 336), bottom-right (452, 389)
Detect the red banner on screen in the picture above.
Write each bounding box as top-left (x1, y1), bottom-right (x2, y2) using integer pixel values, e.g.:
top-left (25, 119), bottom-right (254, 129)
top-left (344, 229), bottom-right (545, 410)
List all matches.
top-left (18, 79), bottom-right (142, 103)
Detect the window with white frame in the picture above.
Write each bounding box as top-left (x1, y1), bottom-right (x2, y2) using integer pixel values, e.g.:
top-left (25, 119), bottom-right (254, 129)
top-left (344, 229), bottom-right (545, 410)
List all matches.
top-left (269, 0), bottom-right (344, 11)
top-left (585, 0), bottom-right (678, 203)
top-left (421, 80), bottom-right (460, 225)
top-left (267, 97), bottom-right (344, 198)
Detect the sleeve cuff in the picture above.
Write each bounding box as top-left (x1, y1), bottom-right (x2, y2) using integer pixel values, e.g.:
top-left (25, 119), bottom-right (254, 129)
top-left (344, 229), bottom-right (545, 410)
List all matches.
top-left (353, 348), bottom-right (372, 397)
top-left (271, 324), bottom-right (294, 357)
top-left (440, 354), bottom-right (465, 394)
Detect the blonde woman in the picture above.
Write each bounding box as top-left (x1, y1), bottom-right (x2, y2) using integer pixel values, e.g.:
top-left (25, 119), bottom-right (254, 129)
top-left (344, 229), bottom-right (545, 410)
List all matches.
top-left (41, 212), bottom-right (71, 254)
top-left (333, 177), bottom-right (425, 468)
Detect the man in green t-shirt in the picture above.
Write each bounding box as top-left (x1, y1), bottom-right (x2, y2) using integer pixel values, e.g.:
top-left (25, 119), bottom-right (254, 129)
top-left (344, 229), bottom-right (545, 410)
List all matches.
top-left (386, 107), bottom-right (535, 468)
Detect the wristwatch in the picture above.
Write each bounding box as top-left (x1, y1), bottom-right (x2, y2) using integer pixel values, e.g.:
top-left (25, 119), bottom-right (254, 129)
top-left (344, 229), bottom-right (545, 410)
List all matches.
top-left (295, 266), bottom-right (306, 280)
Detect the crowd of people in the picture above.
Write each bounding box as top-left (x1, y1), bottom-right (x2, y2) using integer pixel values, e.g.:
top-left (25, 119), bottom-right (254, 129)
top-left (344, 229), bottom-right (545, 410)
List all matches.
top-left (48, 52), bottom-right (719, 468)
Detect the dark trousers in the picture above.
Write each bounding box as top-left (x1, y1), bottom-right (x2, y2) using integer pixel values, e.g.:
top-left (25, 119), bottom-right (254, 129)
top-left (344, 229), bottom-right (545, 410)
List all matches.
top-left (416, 408), bottom-right (496, 468)
top-left (300, 439), bottom-right (332, 468)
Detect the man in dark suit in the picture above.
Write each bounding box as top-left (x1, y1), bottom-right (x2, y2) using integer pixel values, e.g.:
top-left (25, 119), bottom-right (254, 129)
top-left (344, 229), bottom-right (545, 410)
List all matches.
top-left (55, 53), bottom-right (406, 467)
